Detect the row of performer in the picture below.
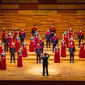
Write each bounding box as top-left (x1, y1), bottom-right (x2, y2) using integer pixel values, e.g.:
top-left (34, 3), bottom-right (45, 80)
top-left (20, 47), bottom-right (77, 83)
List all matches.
top-left (0, 25), bottom-right (85, 76)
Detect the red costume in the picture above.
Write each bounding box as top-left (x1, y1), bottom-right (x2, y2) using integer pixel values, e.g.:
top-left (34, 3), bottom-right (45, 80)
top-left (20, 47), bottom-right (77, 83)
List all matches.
top-left (68, 30), bottom-right (73, 39)
top-left (79, 44), bottom-right (85, 58)
top-left (22, 44), bottom-right (28, 57)
top-left (0, 44), bottom-right (2, 54)
top-left (54, 48), bottom-right (60, 63)
top-left (8, 36), bottom-right (13, 47)
top-left (61, 43), bottom-right (66, 57)
top-left (13, 30), bottom-right (18, 42)
top-left (2, 31), bottom-right (6, 42)
top-left (63, 35), bottom-right (69, 48)
top-left (34, 36), bottom-right (39, 47)
top-left (17, 50), bottom-right (22, 67)
top-left (0, 52), bottom-right (6, 70)
top-left (15, 39), bottom-right (20, 52)
top-left (29, 39), bottom-right (35, 52)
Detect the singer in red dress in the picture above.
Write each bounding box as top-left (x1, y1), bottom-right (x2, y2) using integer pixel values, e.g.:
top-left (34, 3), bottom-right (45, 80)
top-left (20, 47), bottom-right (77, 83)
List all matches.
top-left (54, 46), bottom-right (60, 63)
top-left (68, 27), bottom-right (74, 39)
top-left (29, 35), bottom-right (35, 52)
top-left (34, 35), bottom-right (39, 48)
top-left (15, 35), bottom-right (20, 52)
top-left (63, 33), bottom-right (69, 48)
top-left (0, 42), bottom-right (2, 54)
top-left (79, 42), bottom-right (84, 58)
top-left (22, 41), bottom-right (28, 57)
top-left (61, 39), bottom-right (66, 57)
top-left (17, 47), bottom-right (23, 67)
top-left (1, 50), bottom-right (6, 70)
top-left (13, 27), bottom-right (18, 42)
top-left (2, 26), bottom-right (6, 42)
top-left (8, 31), bottom-right (13, 48)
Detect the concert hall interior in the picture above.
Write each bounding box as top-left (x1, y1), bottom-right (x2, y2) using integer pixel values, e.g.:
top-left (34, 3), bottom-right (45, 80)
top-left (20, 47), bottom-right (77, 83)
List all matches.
top-left (0, 0), bottom-right (85, 81)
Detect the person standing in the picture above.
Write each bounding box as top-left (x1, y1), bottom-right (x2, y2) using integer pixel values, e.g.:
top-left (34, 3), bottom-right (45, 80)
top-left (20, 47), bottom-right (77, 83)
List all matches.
top-left (3, 33), bottom-right (9, 52)
top-left (29, 35), bottom-right (35, 52)
top-left (51, 34), bottom-right (58, 52)
top-left (39, 38), bottom-right (44, 53)
top-left (0, 41), bottom-right (3, 54)
top-left (68, 27), bottom-right (74, 40)
top-left (10, 43), bottom-right (16, 63)
top-left (61, 38), bottom-right (66, 57)
top-left (8, 31), bottom-right (13, 48)
top-left (69, 42), bottom-right (75, 63)
top-left (79, 41), bottom-right (85, 58)
top-left (50, 24), bottom-right (56, 39)
top-left (35, 43), bottom-right (42, 63)
top-left (22, 41), bottom-right (28, 57)
top-left (41, 52), bottom-right (50, 76)
top-left (54, 46), bottom-right (60, 63)
top-left (13, 26), bottom-right (19, 42)
top-left (2, 26), bottom-right (6, 42)
top-left (19, 29), bottom-right (26, 45)
top-left (0, 50), bottom-right (6, 70)
top-left (17, 47), bottom-right (23, 67)
top-left (15, 35), bottom-right (20, 52)
top-left (31, 24), bottom-right (37, 37)
top-left (45, 30), bottom-right (51, 48)
top-left (78, 30), bottom-right (84, 48)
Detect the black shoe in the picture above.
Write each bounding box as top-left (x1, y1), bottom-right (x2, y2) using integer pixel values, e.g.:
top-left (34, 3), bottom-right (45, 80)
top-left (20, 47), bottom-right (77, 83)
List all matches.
top-left (43, 74), bottom-right (45, 76)
top-left (14, 62), bottom-right (16, 63)
top-left (46, 74), bottom-right (49, 76)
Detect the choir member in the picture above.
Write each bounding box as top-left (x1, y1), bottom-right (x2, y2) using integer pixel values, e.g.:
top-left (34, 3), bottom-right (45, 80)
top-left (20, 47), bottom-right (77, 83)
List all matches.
top-left (68, 27), bottom-right (74, 39)
top-left (15, 35), bottom-right (20, 52)
top-left (35, 43), bottom-right (42, 63)
top-left (13, 26), bottom-right (18, 42)
top-left (19, 29), bottom-right (26, 45)
top-left (61, 38), bottom-right (66, 57)
top-left (8, 31), bottom-right (13, 48)
top-left (0, 41), bottom-right (3, 54)
top-left (50, 24), bottom-right (56, 38)
top-left (78, 30), bottom-right (84, 48)
top-left (22, 41), bottom-right (28, 57)
top-left (45, 30), bottom-right (51, 48)
top-left (54, 45), bottom-right (60, 63)
top-left (69, 35), bottom-right (75, 46)
top-left (10, 43), bottom-right (16, 63)
top-left (0, 50), bottom-right (6, 70)
top-left (51, 34), bottom-right (58, 52)
top-left (34, 31), bottom-right (39, 47)
top-left (41, 52), bottom-right (50, 76)
top-left (39, 38), bottom-right (44, 53)
top-left (29, 35), bottom-right (35, 52)
top-left (17, 47), bottom-right (23, 67)
top-left (2, 26), bottom-right (6, 42)
top-left (3, 34), bottom-right (9, 52)
top-left (31, 24), bottom-right (37, 37)
top-left (79, 41), bottom-right (85, 58)
top-left (63, 33), bottom-right (69, 48)
top-left (69, 42), bottom-right (75, 63)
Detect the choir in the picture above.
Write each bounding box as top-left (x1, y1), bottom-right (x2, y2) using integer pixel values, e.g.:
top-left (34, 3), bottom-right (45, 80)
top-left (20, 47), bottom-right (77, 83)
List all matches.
top-left (0, 25), bottom-right (85, 71)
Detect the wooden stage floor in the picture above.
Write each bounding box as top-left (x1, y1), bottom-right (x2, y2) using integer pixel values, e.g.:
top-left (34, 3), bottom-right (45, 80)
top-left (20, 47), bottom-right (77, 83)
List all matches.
top-left (0, 40), bottom-right (85, 81)
top-left (0, 60), bottom-right (85, 81)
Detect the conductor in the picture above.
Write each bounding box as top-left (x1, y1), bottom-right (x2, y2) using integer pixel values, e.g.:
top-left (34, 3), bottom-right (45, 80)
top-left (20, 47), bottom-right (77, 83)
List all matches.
top-left (41, 52), bottom-right (50, 76)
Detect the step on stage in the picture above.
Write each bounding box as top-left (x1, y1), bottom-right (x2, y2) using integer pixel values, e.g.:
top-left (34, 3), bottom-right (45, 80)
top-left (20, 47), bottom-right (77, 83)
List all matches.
top-left (0, 40), bottom-right (85, 81)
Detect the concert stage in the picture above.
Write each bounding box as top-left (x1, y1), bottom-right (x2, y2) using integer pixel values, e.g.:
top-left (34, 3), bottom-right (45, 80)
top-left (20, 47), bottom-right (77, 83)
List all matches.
top-left (0, 40), bottom-right (85, 81)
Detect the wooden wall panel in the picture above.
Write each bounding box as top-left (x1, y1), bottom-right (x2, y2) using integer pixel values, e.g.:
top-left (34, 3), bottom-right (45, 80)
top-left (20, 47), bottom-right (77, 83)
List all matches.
top-left (38, 4), bottom-right (57, 9)
top-left (0, 10), bottom-right (85, 39)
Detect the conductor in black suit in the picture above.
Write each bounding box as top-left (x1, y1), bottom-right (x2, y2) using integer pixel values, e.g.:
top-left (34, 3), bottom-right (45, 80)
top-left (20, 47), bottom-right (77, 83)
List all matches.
top-left (41, 52), bottom-right (50, 76)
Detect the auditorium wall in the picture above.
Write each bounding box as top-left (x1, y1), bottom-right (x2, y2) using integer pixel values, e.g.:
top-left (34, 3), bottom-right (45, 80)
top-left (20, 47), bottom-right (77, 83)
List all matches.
top-left (0, 3), bottom-right (85, 39)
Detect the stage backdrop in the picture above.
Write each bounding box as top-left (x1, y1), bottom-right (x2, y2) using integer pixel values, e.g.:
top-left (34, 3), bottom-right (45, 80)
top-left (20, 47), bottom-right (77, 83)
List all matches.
top-left (0, 1), bottom-right (85, 39)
